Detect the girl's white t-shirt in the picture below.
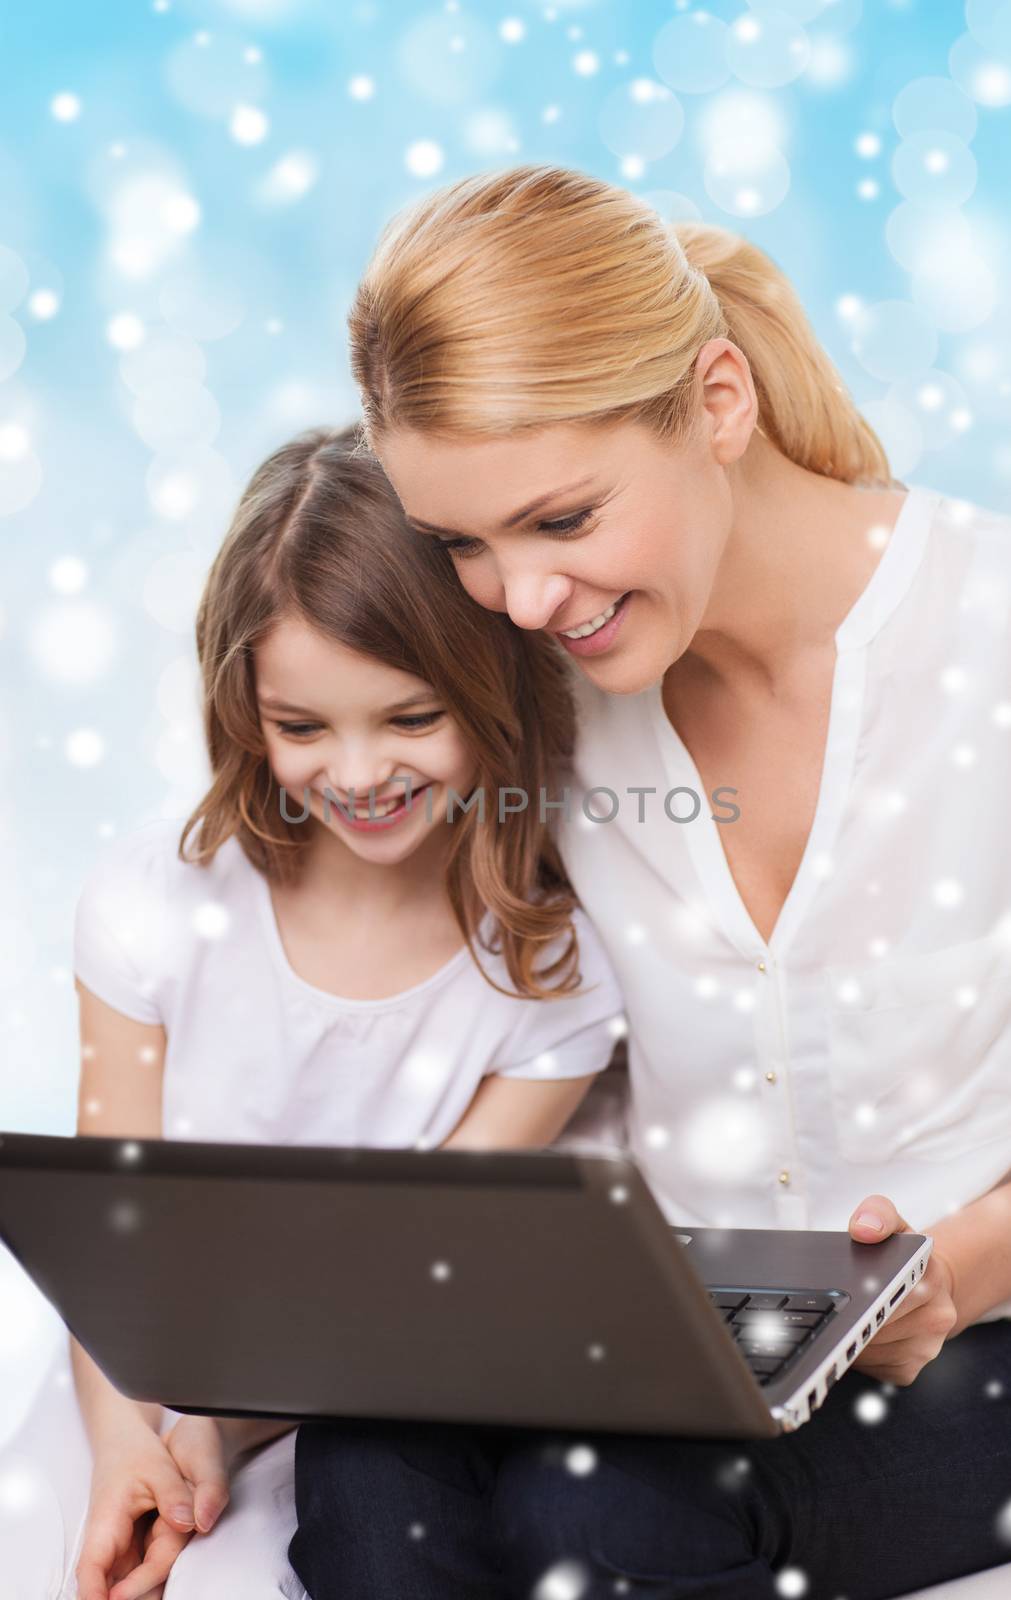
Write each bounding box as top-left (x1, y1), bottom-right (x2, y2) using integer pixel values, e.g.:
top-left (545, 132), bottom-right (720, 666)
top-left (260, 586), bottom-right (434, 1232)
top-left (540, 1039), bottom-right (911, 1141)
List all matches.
top-left (72, 819), bottom-right (626, 1149)
top-left (557, 483), bottom-right (1011, 1291)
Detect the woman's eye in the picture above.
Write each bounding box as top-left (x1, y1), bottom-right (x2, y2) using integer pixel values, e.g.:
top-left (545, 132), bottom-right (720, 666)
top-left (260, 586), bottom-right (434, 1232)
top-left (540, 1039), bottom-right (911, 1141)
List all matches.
top-left (391, 711), bottom-right (444, 730)
top-left (276, 721), bottom-right (322, 738)
top-left (538, 508), bottom-right (596, 536)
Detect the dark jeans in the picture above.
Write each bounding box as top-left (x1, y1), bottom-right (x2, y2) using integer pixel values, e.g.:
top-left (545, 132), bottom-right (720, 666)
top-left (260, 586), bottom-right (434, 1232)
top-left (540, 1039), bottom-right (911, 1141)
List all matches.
top-left (288, 1321), bottom-right (1011, 1600)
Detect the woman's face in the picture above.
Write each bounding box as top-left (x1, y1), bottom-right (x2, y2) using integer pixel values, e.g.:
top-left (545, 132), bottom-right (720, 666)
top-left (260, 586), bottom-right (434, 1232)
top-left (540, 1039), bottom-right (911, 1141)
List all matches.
top-left (255, 615), bottom-right (478, 867)
top-left (376, 341), bottom-right (757, 696)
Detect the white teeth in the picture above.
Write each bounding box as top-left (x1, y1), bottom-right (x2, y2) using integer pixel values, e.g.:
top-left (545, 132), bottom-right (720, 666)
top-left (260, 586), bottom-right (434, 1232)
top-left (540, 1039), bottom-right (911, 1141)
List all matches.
top-left (562, 599), bottom-right (619, 640)
top-left (351, 795), bottom-right (402, 818)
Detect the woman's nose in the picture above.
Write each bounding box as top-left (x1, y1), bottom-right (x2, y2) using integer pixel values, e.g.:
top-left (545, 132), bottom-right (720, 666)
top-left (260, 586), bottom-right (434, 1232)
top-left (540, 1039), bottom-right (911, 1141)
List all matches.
top-left (501, 572), bottom-right (573, 632)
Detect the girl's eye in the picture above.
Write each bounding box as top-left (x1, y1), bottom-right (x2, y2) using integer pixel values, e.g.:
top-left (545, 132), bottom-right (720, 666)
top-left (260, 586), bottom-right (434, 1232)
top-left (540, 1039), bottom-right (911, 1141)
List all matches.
top-left (276, 722), bottom-right (322, 738)
top-left (391, 711), bottom-right (444, 730)
top-left (436, 536), bottom-right (482, 558)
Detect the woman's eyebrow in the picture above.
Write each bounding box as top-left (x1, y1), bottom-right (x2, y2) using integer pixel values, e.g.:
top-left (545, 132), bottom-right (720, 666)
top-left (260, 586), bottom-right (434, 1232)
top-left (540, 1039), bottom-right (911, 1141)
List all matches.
top-left (406, 476), bottom-right (599, 536)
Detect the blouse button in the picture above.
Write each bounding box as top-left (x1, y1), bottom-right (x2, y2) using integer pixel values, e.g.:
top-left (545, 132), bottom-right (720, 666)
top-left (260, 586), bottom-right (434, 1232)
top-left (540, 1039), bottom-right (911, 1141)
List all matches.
top-left (778, 1169), bottom-right (791, 1186)
top-left (765, 1070), bottom-right (777, 1084)
top-left (756, 960), bottom-right (767, 973)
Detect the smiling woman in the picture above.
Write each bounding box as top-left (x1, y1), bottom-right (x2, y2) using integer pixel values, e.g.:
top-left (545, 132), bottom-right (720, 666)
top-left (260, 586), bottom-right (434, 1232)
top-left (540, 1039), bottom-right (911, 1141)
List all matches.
top-left (283, 163), bottom-right (1011, 1600)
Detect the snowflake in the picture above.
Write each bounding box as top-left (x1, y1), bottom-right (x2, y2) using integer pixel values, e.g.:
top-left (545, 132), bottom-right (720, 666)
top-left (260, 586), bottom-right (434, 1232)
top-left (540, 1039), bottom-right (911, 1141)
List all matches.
top-left (775, 1569), bottom-right (808, 1597)
top-left (564, 1444), bottom-right (597, 1476)
top-left (533, 1560), bottom-right (590, 1600)
top-left (854, 1392), bottom-right (888, 1425)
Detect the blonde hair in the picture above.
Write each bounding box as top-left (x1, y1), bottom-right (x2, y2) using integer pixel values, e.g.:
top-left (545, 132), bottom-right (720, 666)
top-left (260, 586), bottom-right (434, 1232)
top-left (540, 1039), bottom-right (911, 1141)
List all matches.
top-left (349, 163), bottom-right (890, 487)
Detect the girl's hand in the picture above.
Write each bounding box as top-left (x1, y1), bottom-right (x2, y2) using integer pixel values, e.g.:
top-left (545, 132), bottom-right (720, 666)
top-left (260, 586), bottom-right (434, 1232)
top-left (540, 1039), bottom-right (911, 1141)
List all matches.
top-left (847, 1193), bottom-right (958, 1385)
top-left (90, 1417), bottom-right (232, 1600)
top-left (74, 1424), bottom-right (202, 1600)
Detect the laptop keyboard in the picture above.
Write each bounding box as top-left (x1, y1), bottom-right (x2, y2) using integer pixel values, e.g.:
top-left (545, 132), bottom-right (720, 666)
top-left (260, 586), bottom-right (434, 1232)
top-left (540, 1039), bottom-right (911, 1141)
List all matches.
top-left (707, 1288), bottom-right (837, 1386)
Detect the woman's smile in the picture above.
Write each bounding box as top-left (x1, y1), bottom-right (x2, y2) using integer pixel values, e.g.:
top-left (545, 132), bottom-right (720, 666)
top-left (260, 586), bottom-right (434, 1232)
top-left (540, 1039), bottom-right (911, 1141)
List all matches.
top-left (553, 591), bottom-right (632, 658)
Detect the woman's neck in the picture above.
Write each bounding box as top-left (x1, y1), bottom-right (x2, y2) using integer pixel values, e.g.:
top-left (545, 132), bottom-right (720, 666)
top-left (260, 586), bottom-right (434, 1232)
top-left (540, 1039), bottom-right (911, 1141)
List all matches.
top-left (688, 434), bottom-right (905, 694)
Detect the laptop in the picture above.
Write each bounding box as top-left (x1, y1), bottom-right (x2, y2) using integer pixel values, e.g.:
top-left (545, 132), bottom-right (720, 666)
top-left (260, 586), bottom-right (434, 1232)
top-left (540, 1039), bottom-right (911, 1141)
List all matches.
top-left (0, 1130), bottom-right (930, 1438)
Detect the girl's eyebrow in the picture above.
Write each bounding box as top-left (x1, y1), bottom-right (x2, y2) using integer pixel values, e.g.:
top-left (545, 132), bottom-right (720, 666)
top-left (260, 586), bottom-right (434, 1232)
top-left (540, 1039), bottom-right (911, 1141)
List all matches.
top-left (406, 476), bottom-right (599, 537)
top-left (258, 696), bottom-right (319, 715)
top-left (258, 692), bottom-right (436, 714)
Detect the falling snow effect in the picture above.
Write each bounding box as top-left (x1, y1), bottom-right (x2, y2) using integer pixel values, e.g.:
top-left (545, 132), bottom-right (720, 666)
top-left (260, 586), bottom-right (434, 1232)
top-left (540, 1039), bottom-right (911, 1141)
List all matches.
top-left (1, 16), bottom-right (1011, 1572)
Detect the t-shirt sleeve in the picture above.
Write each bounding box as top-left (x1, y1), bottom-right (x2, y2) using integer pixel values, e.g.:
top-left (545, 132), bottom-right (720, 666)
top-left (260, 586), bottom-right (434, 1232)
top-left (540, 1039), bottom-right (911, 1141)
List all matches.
top-left (72, 826), bottom-right (170, 1025)
top-left (491, 908), bottom-right (627, 1081)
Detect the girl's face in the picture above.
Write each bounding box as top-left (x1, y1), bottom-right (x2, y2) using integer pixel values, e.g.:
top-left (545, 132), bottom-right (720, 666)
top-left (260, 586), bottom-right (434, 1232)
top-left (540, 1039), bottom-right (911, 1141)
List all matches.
top-left (375, 340), bottom-right (756, 696)
top-left (255, 616), bottom-right (478, 866)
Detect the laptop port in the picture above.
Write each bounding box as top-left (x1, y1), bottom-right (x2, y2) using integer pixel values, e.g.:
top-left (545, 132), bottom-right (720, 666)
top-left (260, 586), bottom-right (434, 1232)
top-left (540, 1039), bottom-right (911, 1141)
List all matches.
top-left (861, 1324), bottom-right (871, 1342)
top-left (825, 1365), bottom-right (837, 1389)
top-left (807, 1388), bottom-right (818, 1409)
top-left (889, 1284), bottom-right (906, 1307)
top-left (875, 1306), bottom-right (886, 1325)
top-left (846, 1342), bottom-right (857, 1361)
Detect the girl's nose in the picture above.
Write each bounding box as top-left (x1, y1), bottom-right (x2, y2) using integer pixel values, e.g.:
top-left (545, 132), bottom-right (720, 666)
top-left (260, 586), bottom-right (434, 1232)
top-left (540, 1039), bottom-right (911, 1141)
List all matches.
top-left (501, 572), bottom-right (573, 633)
top-left (321, 753), bottom-right (397, 804)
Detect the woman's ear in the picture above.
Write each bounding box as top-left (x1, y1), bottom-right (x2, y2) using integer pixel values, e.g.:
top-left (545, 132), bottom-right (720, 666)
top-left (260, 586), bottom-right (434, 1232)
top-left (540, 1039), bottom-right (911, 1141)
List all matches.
top-left (695, 338), bottom-right (759, 468)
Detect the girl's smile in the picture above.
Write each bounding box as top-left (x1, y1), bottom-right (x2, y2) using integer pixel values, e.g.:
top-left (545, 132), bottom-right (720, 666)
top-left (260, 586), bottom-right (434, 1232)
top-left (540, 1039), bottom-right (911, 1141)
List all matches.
top-left (326, 780), bottom-right (434, 831)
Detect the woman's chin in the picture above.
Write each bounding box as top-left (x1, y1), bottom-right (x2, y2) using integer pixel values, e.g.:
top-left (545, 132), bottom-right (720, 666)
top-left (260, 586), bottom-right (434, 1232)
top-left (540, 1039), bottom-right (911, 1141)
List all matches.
top-left (574, 643), bottom-right (668, 698)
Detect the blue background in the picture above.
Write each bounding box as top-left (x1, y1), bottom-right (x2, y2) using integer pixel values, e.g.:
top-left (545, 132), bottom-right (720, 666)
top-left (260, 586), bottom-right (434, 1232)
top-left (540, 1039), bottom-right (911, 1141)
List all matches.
top-left (0, 0), bottom-right (1009, 1435)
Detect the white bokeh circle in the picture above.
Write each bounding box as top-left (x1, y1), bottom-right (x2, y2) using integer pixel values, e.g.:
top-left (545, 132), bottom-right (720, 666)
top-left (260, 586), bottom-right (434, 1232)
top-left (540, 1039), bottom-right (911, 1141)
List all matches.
top-left (598, 79), bottom-right (684, 160)
top-left (164, 31), bottom-right (269, 120)
top-left (704, 140), bottom-right (790, 217)
top-left (119, 328), bottom-right (207, 394)
top-left (891, 131), bottom-right (978, 208)
top-left (912, 247), bottom-right (997, 334)
top-left (652, 13), bottom-right (732, 95)
top-left (132, 380), bottom-right (222, 452)
top-left (725, 10), bottom-right (811, 89)
top-left (0, 447), bottom-right (42, 516)
top-left (29, 600), bottom-right (118, 686)
top-left (0, 315), bottom-right (26, 382)
top-left (884, 202), bottom-right (973, 274)
top-left (395, 13), bottom-right (500, 107)
top-left (850, 299), bottom-right (938, 382)
top-left (892, 75), bottom-right (978, 142)
top-left (859, 396), bottom-right (923, 480)
top-left (0, 245), bottom-right (29, 313)
top-left (886, 369), bottom-right (972, 451)
top-left (948, 32), bottom-right (1011, 108)
top-left (143, 551), bottom-right (211, 632)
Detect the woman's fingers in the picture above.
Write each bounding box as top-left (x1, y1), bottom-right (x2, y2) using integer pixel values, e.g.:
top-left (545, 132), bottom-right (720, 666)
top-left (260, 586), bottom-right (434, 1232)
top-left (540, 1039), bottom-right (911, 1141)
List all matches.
top-left (848, 1193), bottom-right (912, 1240)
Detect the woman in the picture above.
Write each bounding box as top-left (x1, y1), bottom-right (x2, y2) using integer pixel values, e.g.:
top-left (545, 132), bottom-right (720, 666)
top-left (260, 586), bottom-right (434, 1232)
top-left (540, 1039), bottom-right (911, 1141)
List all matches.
top-left (288, 166), bottom-right (1011, 1599)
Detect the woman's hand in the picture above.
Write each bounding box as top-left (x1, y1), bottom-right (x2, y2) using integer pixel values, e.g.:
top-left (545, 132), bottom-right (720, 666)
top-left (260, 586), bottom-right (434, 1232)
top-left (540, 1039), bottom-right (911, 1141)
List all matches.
top-left (74, 1420), bottom-right (209, 1600)
top-left (847, 1193), bottom-right (958, 1385)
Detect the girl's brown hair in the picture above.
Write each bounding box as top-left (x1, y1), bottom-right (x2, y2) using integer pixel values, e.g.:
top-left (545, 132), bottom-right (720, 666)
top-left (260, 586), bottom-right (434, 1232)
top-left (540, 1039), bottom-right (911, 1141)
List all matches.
top-left (347, 163), bottom-right (891, 486)
top-left (179, 424), bottom-right (582, 1000)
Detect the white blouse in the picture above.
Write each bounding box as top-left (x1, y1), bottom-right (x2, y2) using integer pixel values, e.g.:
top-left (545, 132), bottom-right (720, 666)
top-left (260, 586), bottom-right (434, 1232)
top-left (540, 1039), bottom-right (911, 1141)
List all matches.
top-left (72, 819), bottom-right (626, 1150)
top-left (557, 483), bottom-right (1011, 1282)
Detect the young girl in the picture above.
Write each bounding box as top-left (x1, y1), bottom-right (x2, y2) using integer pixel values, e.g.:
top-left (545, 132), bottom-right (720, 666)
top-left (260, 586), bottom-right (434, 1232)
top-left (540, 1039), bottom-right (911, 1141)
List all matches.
top-left (0, 423), bottom-right (626, 1600)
